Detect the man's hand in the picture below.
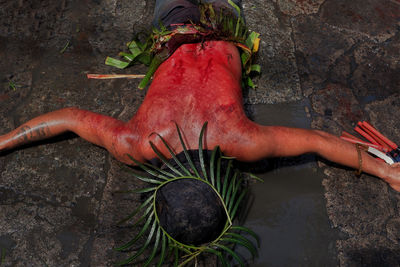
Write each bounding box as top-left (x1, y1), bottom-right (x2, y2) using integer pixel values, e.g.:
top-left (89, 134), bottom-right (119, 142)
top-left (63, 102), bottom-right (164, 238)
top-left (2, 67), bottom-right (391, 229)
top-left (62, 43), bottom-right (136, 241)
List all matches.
top-left (386, 163), bottom-right (400, 192)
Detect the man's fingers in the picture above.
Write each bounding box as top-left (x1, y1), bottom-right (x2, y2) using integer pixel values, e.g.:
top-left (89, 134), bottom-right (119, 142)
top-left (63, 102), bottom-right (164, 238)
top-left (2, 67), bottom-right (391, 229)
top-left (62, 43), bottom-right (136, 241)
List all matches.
top-left (389, 183), bottom-right (400, 192)
top-left (387, 163), bottom-right (400, 192)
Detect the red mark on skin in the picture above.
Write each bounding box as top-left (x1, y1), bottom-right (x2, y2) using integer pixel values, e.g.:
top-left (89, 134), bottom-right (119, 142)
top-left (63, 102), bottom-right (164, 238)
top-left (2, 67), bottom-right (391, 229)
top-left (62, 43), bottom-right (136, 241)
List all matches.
top-left (216, 103), bottom-right (236, 114)
top-left (169, 59), bottom-right (185, 85)
top-left (200, 58), bottom-right (213, 83)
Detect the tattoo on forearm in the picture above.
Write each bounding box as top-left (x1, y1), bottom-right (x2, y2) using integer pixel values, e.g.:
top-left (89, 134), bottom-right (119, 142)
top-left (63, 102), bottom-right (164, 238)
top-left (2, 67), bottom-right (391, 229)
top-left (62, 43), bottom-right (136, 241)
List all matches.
top-left (17, 126), bottom-right (33, 143)
top-left (16, 123), bottom-right (51, 144)
top-left (35, 123), bottom-right (50, 139)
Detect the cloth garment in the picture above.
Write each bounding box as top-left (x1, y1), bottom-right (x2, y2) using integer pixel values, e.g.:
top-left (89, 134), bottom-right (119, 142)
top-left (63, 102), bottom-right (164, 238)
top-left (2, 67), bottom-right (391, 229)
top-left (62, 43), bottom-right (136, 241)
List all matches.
top-left (152, 0), bottom-right (243, 29)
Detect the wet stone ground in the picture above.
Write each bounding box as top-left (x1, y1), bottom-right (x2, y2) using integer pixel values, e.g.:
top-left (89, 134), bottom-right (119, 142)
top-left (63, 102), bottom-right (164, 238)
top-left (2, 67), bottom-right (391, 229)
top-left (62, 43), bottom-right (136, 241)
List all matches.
top-left (0, 0), bottom-right (399, 266)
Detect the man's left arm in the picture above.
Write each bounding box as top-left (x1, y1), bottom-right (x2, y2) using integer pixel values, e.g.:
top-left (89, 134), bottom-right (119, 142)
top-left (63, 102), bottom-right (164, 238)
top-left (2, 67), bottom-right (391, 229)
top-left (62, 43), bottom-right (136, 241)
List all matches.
top-left (239, 125), bottom-right (400, 191)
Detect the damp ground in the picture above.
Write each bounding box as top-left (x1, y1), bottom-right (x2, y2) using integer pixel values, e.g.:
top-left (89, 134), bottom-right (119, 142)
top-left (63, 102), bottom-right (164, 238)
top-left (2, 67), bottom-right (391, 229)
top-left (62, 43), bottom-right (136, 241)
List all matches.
top-left (241, 103), bottom-right (340, 266)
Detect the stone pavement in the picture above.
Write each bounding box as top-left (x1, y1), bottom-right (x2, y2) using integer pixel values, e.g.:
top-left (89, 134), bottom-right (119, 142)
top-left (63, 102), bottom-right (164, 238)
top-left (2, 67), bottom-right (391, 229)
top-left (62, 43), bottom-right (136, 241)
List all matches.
top-left (0, 0), bottom-right (399, 266)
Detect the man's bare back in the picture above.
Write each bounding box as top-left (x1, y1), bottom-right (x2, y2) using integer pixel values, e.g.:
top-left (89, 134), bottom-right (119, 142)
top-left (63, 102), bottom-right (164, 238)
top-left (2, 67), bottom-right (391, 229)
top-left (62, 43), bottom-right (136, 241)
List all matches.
top-left (130, 41), bottom-right (259, 162)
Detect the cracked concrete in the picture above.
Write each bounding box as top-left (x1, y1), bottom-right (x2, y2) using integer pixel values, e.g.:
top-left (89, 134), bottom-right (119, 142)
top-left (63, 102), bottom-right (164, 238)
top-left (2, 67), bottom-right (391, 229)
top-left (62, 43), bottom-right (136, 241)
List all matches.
top-left (1, 0), bottom-right (399, 266)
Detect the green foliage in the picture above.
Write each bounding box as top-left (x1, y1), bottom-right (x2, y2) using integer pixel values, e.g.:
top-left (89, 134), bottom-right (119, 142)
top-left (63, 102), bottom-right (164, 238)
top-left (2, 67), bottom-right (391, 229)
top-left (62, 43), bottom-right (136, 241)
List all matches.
top-left (116, 122), bottom-right (260, 266)
top-left (8, 80), bottom-right (17, 91)
top-left (59, 40), bottom-right (70, 54)
top-left (106, 2), bottom-right (261, 90)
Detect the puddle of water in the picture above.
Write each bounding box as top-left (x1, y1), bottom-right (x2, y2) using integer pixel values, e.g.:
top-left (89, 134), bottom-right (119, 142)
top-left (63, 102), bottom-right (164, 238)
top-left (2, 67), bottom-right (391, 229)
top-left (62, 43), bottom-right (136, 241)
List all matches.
top-left (239, 101), bottom-right (339, 266)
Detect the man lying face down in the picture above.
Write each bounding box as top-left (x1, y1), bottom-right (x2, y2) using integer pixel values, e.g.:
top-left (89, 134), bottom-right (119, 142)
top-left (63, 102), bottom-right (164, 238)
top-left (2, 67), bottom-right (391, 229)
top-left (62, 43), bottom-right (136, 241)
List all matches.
top-left (1, 0), bottom-right (400, 194)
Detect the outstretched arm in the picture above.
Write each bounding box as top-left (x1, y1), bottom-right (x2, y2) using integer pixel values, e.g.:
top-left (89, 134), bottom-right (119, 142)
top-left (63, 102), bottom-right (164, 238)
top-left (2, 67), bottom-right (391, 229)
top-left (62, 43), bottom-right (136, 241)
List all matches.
top-left (0, 107), bottom-right (140, 164)
top-left (241, 125), bottom-right (400, 192)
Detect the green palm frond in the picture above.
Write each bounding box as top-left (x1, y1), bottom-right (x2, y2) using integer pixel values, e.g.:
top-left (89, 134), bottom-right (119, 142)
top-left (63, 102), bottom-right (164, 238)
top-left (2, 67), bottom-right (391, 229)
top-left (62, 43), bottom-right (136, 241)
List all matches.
top-left (106, 2), bottom-right (261, 89)
top-left (116, 122), bottom-right (261, 266)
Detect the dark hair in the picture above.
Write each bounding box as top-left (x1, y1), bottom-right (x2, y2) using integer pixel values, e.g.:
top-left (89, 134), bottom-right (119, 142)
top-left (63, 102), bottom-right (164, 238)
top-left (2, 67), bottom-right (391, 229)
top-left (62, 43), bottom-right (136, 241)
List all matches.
top-left (154, 150), bottom-right (231, 245)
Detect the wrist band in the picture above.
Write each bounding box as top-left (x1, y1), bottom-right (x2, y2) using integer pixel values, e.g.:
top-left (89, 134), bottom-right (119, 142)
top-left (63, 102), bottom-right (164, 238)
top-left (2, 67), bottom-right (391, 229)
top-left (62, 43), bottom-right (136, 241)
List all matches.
top-left (355, 143), bottom-right (363, 176)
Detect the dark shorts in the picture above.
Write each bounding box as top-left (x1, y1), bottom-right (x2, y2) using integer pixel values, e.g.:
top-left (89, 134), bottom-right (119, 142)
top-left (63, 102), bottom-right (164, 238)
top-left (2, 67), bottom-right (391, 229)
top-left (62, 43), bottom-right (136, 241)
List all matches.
top-left (153, 0), bottom-right (244, 28)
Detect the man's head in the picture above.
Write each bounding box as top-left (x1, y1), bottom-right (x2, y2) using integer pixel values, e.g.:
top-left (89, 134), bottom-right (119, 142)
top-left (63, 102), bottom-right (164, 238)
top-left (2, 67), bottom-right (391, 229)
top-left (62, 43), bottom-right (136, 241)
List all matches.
top-left (155, 150), bottom-right (229, 245)
top-left (156, 176), bottom-right (227, 245)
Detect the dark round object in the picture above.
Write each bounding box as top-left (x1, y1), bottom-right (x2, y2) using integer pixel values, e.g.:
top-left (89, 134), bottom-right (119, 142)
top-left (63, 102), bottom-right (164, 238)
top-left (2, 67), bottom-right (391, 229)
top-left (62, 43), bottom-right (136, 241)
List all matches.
top-left (155, 178), bottom-right (227, 246)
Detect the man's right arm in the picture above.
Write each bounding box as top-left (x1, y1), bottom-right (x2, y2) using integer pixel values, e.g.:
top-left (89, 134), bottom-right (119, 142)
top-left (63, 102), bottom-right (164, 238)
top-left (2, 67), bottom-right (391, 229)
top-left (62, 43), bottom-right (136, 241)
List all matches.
top-left (0, 107), bottom-right (141, 164)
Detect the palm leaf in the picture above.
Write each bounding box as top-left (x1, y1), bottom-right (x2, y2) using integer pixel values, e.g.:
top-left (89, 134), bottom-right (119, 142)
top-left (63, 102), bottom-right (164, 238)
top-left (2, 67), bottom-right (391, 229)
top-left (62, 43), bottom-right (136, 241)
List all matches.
top-left (246, 172), bottom-right (264, 182)
top-left (174, 123), bottom-right (201, 177)
top-left (229, 189), bottom-right (247, 219)
top-left (143, 226), bottom-right (161, 267)
top-left (209, 146), bottom-right (220, 186)
top-left (125, 215), bottom-right (146, 232)
top-left (222, 160), bottom-right (233, 200)
top-left (224, 232), bottom-right (258, 257)
top-left (127, 40), bottom-right (143, 57)
top-left (227, 0), bottom-right (241, 37)
top-left (137, 52), bottom-right (152, 65)
top-left (149, 141), bottom-right (184, 177)
top-left (117, 194), bottom-right (154, 225)
top-left (214, 243), bottom-right (244, 267)
top-left (127, 155), bottom-right (170, 181)
top-left (129, 169), bottom-right (164, 184)
top-left (250, 64), bottom-right (261, 73)
top-left (231, 226), bottom-right (260, 247)
top-left (216, 156), bottom-right (222, 192)
top-left (117, 220), bottom-right (158, 265)
top-left (178, 251), bottom-right (200, 267)
top-left (221, 156), bottom-right (236, 160)
top-left (156, 233), bottom-right (167, 267)
top-left (132, 186), bottom-right (158, 194)
top-left (174, 246), bottom-right (179, 267)
top-left (118, 52), bottom-right (135, 61)
top-left (206, 248), bottom-right (228, 267)
top-left (138, 55), bottom-right (162, 89)
top-left (227, 177), bottom-right (243, 213)
top-left (143, 162), bottom-right (177, 180)
top-left (152, 133), bottom-right (192, 176)
top-left (221, 237), bottom-right (257, 258)
top-left (224, 170), bottom-right (238, 207)
top-left (140, 147), bottom-right (180, 179)
top-left (105, 57), bottom-right (130, 69)
top-left (115, 210), bottom-right (154, 251)
top-left (198, 122), bottom-right (209, 181)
